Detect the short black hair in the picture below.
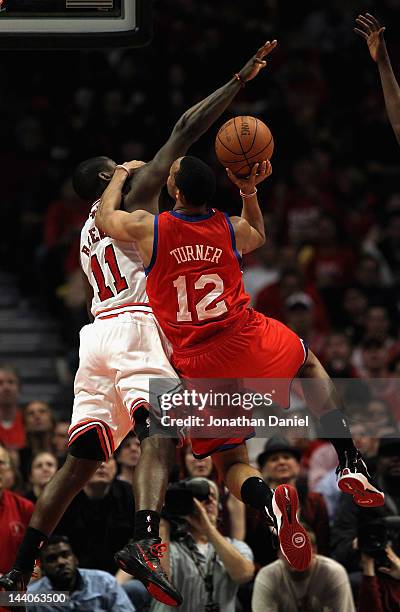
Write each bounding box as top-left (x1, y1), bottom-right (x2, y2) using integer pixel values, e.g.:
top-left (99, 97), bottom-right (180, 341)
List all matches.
top-left (40, 535), bottom-right (72, 560)
top-left (175, 156), bottom-right (216, 207)
top-left (72, 156), bottom-right (114, 201)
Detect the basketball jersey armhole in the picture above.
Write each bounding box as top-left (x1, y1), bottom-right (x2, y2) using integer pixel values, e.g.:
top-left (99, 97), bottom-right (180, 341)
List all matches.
top-left (223, 213), bottom-right (242, 266)
top-left (144, 214), bottom-right (159, 276)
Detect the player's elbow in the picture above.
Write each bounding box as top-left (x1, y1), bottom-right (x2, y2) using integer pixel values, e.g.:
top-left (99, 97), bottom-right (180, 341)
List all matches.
top-left (95, 214), bottom-right (107, 234)
top-left (256, 232), bottom-right (266, 248)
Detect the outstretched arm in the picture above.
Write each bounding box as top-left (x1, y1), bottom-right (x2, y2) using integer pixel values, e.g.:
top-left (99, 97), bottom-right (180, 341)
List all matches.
top-left (228, 161), bottom-right (272, 254)
top-left (125, 40), bottom-right (277, 213)
top-left (355, 13), bottom-right (400, 145)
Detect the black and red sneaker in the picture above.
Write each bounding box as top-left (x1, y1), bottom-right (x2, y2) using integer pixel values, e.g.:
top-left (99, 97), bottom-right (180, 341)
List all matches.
top-left (269, 484), bottom-right (312, 572)
top-left (0, 568), bottom-right (30, 591)
top-left (0, 568), bottom-right (31, 612)
top-left (337, 450), bottom-right (385, 507)
top-left (115, 538), bottom-right (182, 607)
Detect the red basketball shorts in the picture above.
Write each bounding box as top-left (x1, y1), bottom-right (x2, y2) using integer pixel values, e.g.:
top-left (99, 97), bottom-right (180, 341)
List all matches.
top-left (171, 309), bottom-right (307, 459)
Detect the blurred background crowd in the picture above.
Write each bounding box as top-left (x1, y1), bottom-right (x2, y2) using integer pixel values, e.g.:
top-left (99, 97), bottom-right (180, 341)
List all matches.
top-left (0, 0), bottom-right (400, 610)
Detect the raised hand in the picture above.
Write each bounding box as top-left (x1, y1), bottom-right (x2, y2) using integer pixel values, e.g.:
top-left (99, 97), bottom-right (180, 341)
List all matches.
top-left (239, 40), bottom-right (278, 83)
top-left (354, 13), bottom-right (386, 63)
top-left (226, 160), bottom-right (272, 193)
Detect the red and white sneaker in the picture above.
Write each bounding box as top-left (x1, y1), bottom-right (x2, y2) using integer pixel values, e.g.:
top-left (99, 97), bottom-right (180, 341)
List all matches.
top-left (337, 450), bottom-right (385, 507)
top-left (269, 484), bottom-right (312, 571)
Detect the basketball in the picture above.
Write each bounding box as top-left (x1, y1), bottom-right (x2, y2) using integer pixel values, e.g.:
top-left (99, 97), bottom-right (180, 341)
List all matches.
top-left (215, 116), bottom-right (274, 177)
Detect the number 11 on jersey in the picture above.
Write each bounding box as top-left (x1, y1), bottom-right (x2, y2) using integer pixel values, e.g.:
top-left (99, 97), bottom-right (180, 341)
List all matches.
top-left (91, 244), bottom-right (128, 301)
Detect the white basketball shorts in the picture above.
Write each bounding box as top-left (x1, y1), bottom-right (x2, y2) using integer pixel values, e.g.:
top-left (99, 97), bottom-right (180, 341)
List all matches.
top-left (68, 309), bottom-right (178, 458)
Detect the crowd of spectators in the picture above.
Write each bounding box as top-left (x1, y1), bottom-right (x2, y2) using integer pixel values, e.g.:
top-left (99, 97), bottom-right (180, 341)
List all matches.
top-left (1, 360), bottom-right (400, 610)
top-left (0, 0), bottom-right (400, 610)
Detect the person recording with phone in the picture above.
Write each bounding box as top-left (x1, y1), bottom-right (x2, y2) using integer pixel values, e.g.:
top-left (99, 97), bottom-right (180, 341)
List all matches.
top-left (151, 478), bottom-right (254, 612)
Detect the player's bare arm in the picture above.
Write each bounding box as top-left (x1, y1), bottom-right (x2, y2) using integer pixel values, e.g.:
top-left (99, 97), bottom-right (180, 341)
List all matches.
top-left (227, 160), bottom-right (272, 254)
top-left (124, 40), bottom-right (277, 213)
top-left (355, 13), bottom-right (400, 145)
top-left (95, 162), bottom-right (155, 266)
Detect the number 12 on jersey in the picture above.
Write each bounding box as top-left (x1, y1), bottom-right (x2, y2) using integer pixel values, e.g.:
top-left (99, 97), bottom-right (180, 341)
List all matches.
top-left (91, 244), bottom-right (128, 301)
top-left (173, 274), bottom-right (227, 322)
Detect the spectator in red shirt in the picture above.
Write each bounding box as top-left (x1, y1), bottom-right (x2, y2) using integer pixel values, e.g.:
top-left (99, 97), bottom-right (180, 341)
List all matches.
top-left (0, 444), bottom-right (34, 576)
top-left (0, 365), bottom-right (25, 451)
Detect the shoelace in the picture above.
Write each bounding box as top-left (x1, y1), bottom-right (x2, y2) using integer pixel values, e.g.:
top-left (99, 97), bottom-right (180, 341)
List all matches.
top-left (149, 542), bottom-right (168, 559)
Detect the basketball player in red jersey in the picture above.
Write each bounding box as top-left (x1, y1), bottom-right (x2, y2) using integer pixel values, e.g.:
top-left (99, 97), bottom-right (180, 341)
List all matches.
top-left (97, 152), bottom-right (385, 571)
top-left (0, 41), bottom-right (277, 606)
top-left (355, 13), bottom-right (400, 146)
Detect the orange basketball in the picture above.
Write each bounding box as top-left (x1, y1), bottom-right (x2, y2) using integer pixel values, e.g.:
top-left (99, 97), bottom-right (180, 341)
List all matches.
top-left (215, 116), bottom-right (274, 177)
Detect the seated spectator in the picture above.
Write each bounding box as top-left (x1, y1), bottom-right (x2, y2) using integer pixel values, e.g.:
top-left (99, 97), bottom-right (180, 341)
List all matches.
top-left (366, 399), bottom-right (398, 438)
top-left (51, 420), bottom-right (70, 467)
top-left (152, 478), bottom-right (254, 612)
top-left (25, 451), bottom-right (58, 504)
top-left (0, 450), bottom-right (23, 495)
top-left (27, 535), bottom-right (134, 611)
top-left (284, 292), bottom-right (326, 355)
top-left (323, 331), bottom-right (358, 378)
top-left (255, 267), bottom-right (330, 334)
top-left (331, 436), bottom-right (400, 575)
top-left (246, 436), bottom-right (330, 569)
top-left (353, 305), bottom-right (400, 373)
top-left (354, 253), bottom-right (396, 313)
top-left (242, 241), bottom-right (280, 304)
top-left (0, 444), bottom-right (34, 576)
top-left (337, 286), bottom-right (368, 344)
top-left (19, 401), bottom-right (55, 481)
top-left (252, 525), bottom-right (355, 611)
top-left (303, 213), bottom-right (356, 291)
top-left (180, 442), bottom-right (246, 540)
top-left (115, 432), bottom-right (141, 484)
top-left (0, 364), bottom-right (25, 451)
top-left (55, 456), bottom-right (135, 575)
top-left (359, 342), bottom-right (400, 422)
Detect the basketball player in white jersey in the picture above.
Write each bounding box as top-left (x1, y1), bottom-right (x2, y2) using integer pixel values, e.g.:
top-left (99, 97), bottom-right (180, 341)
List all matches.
top-left (0, 40), bottom-right (277, 607)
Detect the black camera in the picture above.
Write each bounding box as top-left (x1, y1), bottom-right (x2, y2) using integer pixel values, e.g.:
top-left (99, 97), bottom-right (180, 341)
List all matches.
top-left (358, 516), bottom-right (400, 569)
top-left (164, 477), bottom-right (211, 517)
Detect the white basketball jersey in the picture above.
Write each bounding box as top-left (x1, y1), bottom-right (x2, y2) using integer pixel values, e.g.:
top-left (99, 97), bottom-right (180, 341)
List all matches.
top-left (80, 200), bottom-right (148, 317)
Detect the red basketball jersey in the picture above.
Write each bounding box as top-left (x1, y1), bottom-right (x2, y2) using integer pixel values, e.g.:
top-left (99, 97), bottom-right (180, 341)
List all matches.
top-left (146, 209), bottom-right (250, 351)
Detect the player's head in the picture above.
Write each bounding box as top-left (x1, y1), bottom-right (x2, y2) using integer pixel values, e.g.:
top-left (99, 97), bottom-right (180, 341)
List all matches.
top-left (167, 155), bottom-right (216, 207)
top-left (72, 156), bottom-right (116, 201)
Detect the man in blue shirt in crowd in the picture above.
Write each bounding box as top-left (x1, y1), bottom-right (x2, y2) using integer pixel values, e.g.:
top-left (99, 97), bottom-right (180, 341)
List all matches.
top-left (27, 535), bottom-right (134, 611)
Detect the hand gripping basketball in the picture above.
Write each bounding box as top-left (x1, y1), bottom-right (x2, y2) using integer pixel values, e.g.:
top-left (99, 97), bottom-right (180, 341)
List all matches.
top-left (226, 160), bottom-right (272, 193)
top-left (238, 40), bottom-right (277, 83)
